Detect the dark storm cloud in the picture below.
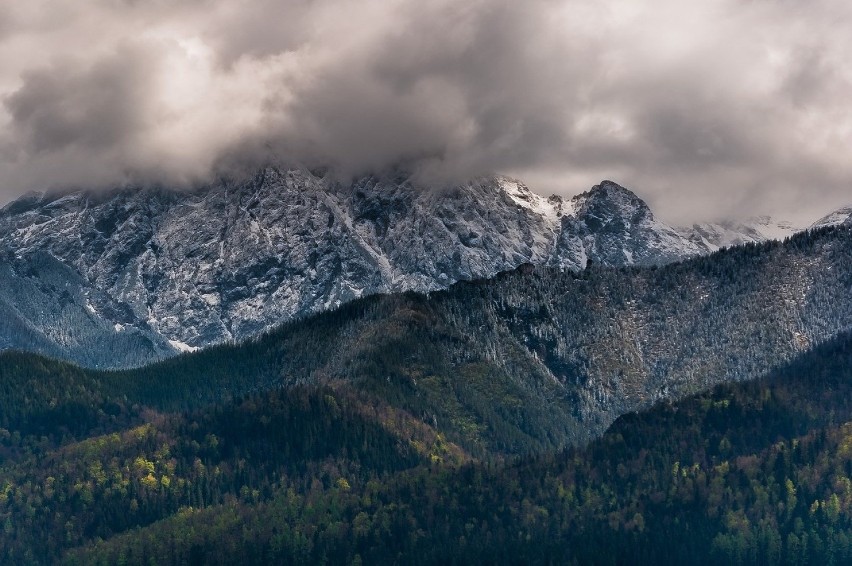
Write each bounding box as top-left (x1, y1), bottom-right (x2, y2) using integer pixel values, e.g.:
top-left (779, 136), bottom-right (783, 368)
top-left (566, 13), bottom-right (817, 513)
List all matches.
top-left (0, 0), bottom-right (850, 223)
top-left (6, 47), bottom-right (155, 154)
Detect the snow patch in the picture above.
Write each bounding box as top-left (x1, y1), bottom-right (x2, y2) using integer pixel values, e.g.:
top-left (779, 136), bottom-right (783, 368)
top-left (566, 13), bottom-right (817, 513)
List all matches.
top-left (685, 216), bottom-right (802, 253)
top-left (746, 216), bottom-right (801, 241)
top-left (169, 339), bottom-right (199, 353)
top-left (497, 177), bottom-right (566, 228)
top-left (812, 206), bottom-right (852, 230)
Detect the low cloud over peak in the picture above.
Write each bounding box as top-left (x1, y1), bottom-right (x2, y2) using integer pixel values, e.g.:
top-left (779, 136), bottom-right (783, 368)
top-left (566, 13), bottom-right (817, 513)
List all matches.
top-left (1, 0), bottom-right (851, 224)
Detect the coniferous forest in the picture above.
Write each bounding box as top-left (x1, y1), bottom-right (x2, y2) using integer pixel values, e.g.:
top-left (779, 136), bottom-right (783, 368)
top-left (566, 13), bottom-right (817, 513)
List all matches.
top-left (3, 329), bottom-right (852, 564)
top-left (1, 227), bottom-right (852, 564)
top-left (2, 0), bottom-right (852, 562)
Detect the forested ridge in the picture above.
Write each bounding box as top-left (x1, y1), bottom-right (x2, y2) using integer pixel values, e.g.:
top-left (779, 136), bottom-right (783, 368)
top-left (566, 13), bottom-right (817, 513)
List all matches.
top-left (0, 226), bottom-right (851, 563)
top-left (4, 226), bottom-right (852, 452)
top-left (3, 328), bottom-right (852, 563)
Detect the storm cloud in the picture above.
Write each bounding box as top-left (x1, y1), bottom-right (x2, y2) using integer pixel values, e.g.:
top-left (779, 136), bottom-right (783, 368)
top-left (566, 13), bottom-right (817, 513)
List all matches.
top-left (0, 0), bottom-right (851, 223)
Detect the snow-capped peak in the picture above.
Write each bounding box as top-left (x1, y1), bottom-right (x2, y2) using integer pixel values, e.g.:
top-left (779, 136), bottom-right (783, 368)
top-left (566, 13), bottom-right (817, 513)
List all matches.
top-left (811, 206), bottom-right (852, 230)
top-left (571, 180), bottom-right (652, 221)
top-left (0, 168), bottom-right (822, 368)
top-left (496, 176), bottom-right (567, 226)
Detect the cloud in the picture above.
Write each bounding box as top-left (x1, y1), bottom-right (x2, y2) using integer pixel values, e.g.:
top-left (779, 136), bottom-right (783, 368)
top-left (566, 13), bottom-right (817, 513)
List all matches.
top-left (0, 0), bottom-right (851, 223)
top-left (6, 46), bottom-right (156, 155)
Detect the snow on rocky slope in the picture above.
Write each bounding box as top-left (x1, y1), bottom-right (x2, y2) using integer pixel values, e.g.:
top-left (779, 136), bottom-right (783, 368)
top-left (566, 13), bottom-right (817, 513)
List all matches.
top-left (0, 167), bottom-right (809, 367)
top-left (812, 206), bottom-right (852, 229)
top-left (681, 216), bottom-right (801, 252)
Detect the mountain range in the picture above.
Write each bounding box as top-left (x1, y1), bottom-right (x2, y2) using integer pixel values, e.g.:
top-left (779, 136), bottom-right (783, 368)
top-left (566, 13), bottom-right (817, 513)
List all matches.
top-left (2, 223), bottom-right (852, 564)
top-left (1, 167), bottom-right (836, 368)
top-left (1, 168), bottom-right (852, 564)
top-left (3, 224), bottom-right (851, 454)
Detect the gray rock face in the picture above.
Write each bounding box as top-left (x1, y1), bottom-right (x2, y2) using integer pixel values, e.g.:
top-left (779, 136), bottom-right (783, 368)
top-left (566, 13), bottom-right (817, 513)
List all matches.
top-left (0, 167), bottom-right (802, 367)
top-left (0, 250), bottom-right (173, 367)
top-left (549, 180), bottom-right (706, 268)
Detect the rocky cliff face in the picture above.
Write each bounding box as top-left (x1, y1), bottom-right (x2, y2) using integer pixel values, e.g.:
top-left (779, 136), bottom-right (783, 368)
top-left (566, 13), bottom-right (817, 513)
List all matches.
top-left (0, 167), bottom-right (805, 367)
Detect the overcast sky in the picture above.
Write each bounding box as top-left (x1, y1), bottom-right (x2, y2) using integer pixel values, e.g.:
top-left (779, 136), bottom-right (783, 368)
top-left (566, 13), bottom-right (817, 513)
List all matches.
top-left (0, 0), bottom-right (850, 224)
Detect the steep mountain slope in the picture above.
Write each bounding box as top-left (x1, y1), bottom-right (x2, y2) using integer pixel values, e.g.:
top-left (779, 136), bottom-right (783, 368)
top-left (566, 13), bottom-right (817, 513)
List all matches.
top-left (2, 225), bottom-right (850, 457)
top-left (252, 225), bottom-right (852, 441)
top-left (0, 250), bottom-right (174, 367)
top-left (0, 169), bottom-right (803, 368)
top-left (549, 180), bottom-right (701, 267)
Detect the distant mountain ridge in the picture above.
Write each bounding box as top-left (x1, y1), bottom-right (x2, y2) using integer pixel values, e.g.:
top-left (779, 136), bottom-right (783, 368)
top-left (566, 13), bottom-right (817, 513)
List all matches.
top-left (812, 205), bottom-right (852, 229)
top-left (0, 167), bottom-right (818, 367)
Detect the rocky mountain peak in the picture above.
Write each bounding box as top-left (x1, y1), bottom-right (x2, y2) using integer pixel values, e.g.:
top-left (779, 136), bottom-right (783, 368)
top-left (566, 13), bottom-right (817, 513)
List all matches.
top-left (0, 167), bottom-right (818, 368)
top-left (572, 180), bottom-right (653, 227)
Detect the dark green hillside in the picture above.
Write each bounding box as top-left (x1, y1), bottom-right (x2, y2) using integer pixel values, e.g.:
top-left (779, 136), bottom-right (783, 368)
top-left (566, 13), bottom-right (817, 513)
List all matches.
top-left (0, 291), bottom-right (579, 458)
top-left (64, 330), bottom-right (852, 566)
top-left (1, 226), bottom-right (852, 564)
top-left (86, 224), bottom-right (852, 445)
top-left (3, 225), bottom-right (852, 457)
top-left (0, 384), bottom-right (461, 565)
